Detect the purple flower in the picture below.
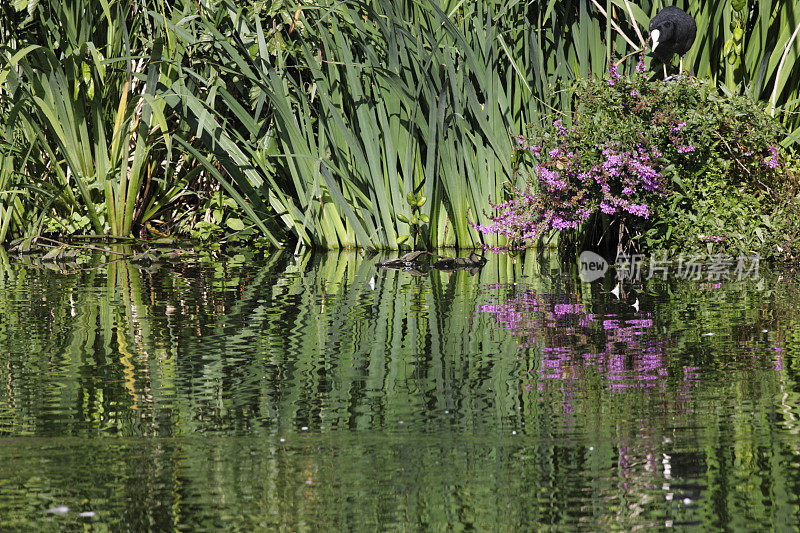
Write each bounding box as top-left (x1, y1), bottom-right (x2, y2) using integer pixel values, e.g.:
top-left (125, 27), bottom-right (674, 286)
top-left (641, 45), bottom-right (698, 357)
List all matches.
top-left (607, 62), bottom-right (620, 86)
top-left (602, 152), bottom-right (624, 177)
top-left (636, 55), bottom-right (647, 74)
top-left (600, 203), bottom-right (617, 215)
top-left (764, 145), bottom-right (780, 169)
top-left (540, 167), bottom-right (568, 191)
top-left (551, 217), bottom-right (575, 230)
top-left (671, 121), bottom-right (686, 134)
top-left (623, 202), bottom-right (650, 218)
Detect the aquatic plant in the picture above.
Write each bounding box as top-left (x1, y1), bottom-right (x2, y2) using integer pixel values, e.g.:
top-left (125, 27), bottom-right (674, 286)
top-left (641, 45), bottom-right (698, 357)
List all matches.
top-left (0, 0), bottom-right (197, 241)
top-left (2, 0), bottom-right (800, 250)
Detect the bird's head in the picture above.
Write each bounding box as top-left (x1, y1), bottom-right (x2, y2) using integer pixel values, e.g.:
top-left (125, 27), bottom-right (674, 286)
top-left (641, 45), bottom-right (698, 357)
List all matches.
top-left (650, 20), bottom-right (674, 52)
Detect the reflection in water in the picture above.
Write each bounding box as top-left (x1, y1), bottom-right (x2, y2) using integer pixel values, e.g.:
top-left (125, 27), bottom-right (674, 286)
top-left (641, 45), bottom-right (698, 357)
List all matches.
top-left (0, 248), bottom-right (798, 529)
top-left (478, 275), bottom-right (796, 529)
top-left (481, 287), bottom-right (675, 392)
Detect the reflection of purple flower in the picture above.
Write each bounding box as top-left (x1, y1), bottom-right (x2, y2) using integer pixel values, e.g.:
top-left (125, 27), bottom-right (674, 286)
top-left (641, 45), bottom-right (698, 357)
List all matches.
top-left (480, 286), bottom-right (671, 393)
top-left (554, 303), bottom-right (584, 316)
top-left (480, 283), bottom-right (787, 406)
top-left (774, 342), bottom-right (784, 370)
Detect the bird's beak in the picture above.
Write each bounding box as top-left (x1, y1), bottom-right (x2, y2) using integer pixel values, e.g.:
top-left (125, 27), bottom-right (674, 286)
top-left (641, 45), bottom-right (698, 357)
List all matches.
top-left (651, 29), bottom-right (660, 51)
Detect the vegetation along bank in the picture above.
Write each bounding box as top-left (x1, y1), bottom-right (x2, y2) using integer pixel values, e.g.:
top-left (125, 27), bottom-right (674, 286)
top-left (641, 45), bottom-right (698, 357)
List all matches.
top-left (1, 0), bottom-right (799, 260)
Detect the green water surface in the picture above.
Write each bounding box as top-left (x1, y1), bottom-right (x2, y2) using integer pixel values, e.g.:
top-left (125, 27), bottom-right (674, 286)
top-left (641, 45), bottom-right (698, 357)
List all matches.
top-left (0, 249), bottom-right (798, 530)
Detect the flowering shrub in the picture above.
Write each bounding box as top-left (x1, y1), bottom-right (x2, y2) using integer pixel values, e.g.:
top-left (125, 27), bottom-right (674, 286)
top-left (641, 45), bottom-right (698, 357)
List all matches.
top-left (474, 58), bottom-right (798, 258)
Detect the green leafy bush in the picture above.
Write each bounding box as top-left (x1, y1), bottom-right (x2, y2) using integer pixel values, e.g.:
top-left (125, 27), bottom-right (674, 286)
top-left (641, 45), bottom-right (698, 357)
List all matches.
top-left (479, 62), bottom-right (799, 260)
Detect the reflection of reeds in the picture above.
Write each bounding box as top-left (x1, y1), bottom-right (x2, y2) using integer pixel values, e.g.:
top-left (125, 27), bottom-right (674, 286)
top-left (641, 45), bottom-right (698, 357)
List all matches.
top-left (0, 247), bottom-right (795, 440)
top-left (0, 250), bottom-right (797, 527)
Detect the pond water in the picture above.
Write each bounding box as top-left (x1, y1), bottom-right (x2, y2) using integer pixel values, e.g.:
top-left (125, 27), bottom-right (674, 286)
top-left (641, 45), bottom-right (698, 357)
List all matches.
top-left (0, 247), bottom-right (799, 530)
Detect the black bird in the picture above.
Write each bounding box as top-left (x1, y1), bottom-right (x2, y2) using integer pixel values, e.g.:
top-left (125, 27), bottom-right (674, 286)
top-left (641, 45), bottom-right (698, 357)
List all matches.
top-left (649, 6), bottom-right (697, 77)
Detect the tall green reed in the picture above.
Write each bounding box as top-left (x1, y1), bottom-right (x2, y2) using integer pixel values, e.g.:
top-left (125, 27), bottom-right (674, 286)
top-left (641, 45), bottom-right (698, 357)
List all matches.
top-left (2, 0), bottom-right (799, 249)
top-left (167, 0), bottom-right (609, 250)
top-left (0, 0), bottom-right (187, 241)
